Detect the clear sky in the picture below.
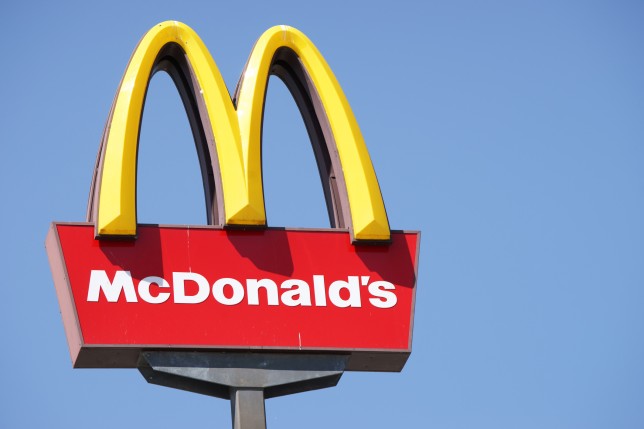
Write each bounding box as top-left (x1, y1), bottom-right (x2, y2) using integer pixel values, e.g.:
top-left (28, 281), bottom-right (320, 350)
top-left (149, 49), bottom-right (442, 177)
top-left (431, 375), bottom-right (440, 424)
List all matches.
top-left (1, 1), bottom-right (643, 428)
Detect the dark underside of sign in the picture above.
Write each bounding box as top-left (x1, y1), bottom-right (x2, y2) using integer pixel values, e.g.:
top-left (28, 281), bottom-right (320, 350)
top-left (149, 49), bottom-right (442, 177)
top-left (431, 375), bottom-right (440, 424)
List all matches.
top-left (72, 347), bottom-right (410, 372)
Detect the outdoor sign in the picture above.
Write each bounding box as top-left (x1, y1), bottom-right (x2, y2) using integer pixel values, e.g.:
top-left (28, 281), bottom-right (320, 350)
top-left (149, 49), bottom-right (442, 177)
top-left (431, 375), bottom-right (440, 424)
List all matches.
top-left (46, 21), bottom-right (420, 373)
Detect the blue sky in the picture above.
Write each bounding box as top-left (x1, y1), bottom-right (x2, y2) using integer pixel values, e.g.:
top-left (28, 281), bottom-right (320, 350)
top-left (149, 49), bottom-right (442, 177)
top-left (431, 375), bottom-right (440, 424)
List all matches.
top-left (1, 1), bottom-right (643, 428)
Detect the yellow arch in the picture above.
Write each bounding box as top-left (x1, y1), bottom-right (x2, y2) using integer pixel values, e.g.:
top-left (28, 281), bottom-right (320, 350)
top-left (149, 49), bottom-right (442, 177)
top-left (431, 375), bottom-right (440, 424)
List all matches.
top-left (94, 21), bottom-right (390, 241)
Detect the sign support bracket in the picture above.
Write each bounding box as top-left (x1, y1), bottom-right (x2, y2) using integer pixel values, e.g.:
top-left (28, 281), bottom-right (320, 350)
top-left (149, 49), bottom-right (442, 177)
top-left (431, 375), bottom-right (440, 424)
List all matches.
top-left (138, 351), bottom-right (349, 429)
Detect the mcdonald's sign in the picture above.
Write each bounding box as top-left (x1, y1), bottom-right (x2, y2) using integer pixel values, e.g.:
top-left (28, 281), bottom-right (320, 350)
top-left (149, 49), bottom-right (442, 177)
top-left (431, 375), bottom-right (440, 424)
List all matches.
top-left (46, 22), bottom-right (420, 372)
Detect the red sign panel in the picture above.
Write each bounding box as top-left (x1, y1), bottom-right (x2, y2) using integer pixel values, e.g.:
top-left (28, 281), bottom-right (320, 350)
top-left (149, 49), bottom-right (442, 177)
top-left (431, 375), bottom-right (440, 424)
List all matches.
top-left (47, 223), bottom-right (420, 371)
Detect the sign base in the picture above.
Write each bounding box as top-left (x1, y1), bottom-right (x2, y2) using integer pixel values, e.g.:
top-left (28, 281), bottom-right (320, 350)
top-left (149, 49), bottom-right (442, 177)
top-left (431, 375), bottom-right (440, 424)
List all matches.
top-left (138, 351), bottom-right (349, 429)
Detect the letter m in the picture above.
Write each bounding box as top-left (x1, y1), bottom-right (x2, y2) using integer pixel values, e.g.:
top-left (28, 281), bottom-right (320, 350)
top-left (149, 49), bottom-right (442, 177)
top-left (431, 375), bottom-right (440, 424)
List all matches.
top-left (87, 270), bottom-right (138, 302)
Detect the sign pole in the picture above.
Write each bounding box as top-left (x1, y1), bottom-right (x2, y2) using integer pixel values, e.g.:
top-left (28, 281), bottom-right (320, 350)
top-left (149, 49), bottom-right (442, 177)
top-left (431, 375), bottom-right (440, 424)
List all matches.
top-left (138, 352), bottom-right (349, 429)
top-left (231, 388), bottom-right (267, 429)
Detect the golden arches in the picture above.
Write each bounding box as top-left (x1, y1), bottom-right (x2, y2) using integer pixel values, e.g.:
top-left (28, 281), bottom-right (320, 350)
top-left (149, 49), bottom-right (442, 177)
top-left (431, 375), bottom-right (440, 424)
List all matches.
top-left (88, 21), bottom-right (390, 241)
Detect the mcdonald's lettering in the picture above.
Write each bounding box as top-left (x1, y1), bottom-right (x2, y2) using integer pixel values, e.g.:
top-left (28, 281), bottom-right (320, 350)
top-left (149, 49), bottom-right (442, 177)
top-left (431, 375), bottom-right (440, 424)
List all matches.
top-left (47, 22), bottom-right (420, 372)
top-left (87, 270), bottom-right (398, 309)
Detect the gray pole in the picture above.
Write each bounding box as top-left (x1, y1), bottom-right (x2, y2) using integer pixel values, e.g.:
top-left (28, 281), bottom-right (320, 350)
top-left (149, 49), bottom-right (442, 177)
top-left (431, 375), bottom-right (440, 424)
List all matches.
top-left (231, 388), bottom-right (267, 429)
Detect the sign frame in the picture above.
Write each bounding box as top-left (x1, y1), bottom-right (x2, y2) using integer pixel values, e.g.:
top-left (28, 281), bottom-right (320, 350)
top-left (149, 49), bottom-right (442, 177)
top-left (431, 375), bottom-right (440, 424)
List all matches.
top-left (47, 222), bottom-right (420, 372)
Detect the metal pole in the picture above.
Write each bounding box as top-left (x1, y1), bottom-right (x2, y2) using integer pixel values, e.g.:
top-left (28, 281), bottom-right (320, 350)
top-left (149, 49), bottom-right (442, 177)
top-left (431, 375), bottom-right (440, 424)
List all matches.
top-left (231, 388), bottom-right (266, 429)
